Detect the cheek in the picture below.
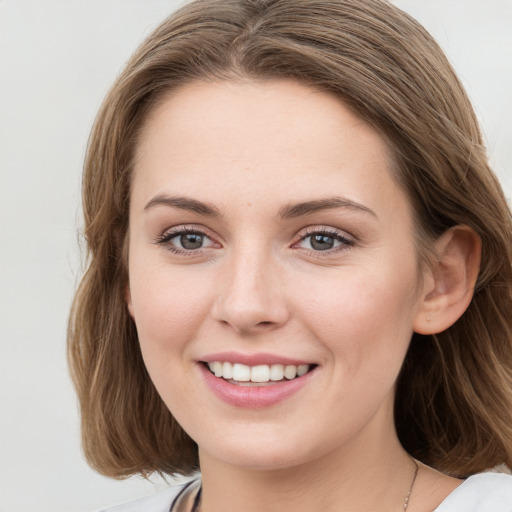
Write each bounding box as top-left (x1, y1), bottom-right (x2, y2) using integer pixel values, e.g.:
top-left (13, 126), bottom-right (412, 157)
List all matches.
top-left (293, 267), bottom-right (419, 440)
top-left (129, 266), bottom-right (216, 412)
top-left (298, 263), bottom-right (419, 371)
top-left (129, 263), bottom-right (213, 363)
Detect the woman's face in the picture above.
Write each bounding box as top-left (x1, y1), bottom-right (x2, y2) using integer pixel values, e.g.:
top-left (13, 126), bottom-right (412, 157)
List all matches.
top-left (127, 79), bottom-right (428, 470)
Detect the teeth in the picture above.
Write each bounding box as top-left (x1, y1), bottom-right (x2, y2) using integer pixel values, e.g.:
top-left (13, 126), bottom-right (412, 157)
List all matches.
top-left (213, 361), bottom-right (223, 377)
top-left (222, 361), bottom-right (233, 379)
top-left (232, 363), bottom-right (251, 382)
top-left (206, 361), bottom-right (312, 383)
top-left (269, 364), bottom-right (284, 381)
top-left (297, 364), bottom-right (309, 376)
top-left (283, 365), bottom-right (296, 379)
top-left (251, 365), bottom-right (270, 383)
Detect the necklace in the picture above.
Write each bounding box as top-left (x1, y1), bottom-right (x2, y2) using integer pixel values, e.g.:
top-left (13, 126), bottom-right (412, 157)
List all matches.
top-left (190, 459), bottom-right (420, 512)
top-left (403, 459), bottom-right (420, 511)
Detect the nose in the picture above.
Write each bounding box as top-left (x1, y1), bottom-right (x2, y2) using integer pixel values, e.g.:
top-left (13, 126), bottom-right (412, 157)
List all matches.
top-left (211, 246), bottom-right (290, 335)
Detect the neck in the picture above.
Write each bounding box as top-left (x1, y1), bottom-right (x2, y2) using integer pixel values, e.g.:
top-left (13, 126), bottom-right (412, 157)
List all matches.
top-left (198, 421), bottom-right (415, 512)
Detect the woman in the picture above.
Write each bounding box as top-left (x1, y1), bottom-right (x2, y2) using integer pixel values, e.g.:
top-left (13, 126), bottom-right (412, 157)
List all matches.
top-left (68, 0), bottom-right (512, 510)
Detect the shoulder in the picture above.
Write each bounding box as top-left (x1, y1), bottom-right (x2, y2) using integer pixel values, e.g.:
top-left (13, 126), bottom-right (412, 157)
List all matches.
top-left (98, 481), bottom-right (190, 512)
top-left (435, 472), bottom-right (512, 511)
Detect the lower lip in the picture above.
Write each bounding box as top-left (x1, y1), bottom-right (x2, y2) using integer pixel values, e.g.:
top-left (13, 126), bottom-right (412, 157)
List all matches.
top-left (199, 364), bottom-right (315, 408)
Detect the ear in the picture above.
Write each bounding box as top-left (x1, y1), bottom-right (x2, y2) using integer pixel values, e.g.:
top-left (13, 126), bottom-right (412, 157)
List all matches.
top-left (125, 284), bottom-right (135, 319)
top-left (413, 226), bottom-right (481, 335)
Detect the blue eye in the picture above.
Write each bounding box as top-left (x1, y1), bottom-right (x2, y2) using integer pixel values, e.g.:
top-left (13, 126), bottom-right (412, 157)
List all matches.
top-left (175, 232), bottom-right (206, 250)
top-left (156, 229), bottom-right (215, 252)
top-left (298, 230), bottom-right (354, 252)
top-left (309, 234), bottom-right (338, 251)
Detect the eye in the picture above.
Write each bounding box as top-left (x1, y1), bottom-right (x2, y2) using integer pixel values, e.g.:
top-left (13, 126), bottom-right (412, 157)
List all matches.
top-left (296, 229), bottom-right (354, 252)
top-left (173, 232), bottom-right (210, 250)
top-left (155, 227), bottom-right (217, 253)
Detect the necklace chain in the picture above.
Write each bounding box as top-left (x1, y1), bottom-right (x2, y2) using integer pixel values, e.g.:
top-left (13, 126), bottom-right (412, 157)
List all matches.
top-left (403, 459), bottom-right (420, 511)
top-left (191, 459), bottom-right (420, 512)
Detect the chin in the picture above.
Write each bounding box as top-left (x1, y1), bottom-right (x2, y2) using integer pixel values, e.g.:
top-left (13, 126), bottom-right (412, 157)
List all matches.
top-left (199, 436), bottom-right (320, 472)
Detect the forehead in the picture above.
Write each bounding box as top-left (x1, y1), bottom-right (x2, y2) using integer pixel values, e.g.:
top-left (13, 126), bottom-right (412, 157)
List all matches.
top-left (136, 78), bottom-right (391, 165)
top-left (131, 79), bottom-right (408, 221)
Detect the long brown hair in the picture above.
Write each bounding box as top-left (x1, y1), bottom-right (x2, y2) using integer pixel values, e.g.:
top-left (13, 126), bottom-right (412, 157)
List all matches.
top-left (68, 0), bottom-right (512, 478)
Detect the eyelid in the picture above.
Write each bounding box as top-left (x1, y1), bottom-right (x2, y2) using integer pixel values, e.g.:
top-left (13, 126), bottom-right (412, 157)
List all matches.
top-left (296, 225), bottom-right (356, 241)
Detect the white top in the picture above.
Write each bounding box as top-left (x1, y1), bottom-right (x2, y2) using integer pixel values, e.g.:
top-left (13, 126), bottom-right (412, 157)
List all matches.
top-left (100, 472), bottom-right (512, 512)
top-left (98, 484), bottom-right (186, 512)
top-left (434, 473), bottom-right (512, 511)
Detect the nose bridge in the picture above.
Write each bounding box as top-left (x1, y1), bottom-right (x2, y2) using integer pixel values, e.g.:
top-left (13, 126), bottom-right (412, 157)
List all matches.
top-left (212, 239), bottom-right (289, 333)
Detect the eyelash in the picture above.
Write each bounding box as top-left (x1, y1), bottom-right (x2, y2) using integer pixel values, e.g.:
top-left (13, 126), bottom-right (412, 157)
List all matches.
top-left (295, 227), bottom-right (355, 255)
top-left (154, 226), bottom-right (355, 256)
top-left (154, 226), bottom-right (218, 256)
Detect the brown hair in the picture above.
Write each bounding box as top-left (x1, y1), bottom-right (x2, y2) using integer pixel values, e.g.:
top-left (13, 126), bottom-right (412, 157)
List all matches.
top-left (68, 0), bottom-right (512, 478)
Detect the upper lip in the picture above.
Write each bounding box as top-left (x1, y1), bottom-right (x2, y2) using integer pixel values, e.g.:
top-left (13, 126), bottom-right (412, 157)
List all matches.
top-left (199, 351), bottom-right (314, 367)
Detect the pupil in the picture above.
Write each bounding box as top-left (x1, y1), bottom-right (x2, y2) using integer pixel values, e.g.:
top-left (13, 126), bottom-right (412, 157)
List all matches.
top-left (180, 233), bottom-right (203, 249)
top-left (311, 234), bottom-right (334, 250)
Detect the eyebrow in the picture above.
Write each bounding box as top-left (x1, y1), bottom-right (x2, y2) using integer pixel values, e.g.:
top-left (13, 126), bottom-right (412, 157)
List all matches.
top-left (278, 197), bottom-right (377, 219)
top-left (143, 194), bottom-right (376, 219)
top-left (144, 195), bottom-right (221, 216)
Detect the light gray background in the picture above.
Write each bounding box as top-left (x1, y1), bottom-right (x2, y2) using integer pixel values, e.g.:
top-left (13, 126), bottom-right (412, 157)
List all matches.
top-left (0, 1), bottom-right (511, 511)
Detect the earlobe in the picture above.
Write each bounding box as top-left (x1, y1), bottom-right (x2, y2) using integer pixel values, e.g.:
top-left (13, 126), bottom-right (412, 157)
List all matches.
top-left (414, 226), bottom-right (481, 335)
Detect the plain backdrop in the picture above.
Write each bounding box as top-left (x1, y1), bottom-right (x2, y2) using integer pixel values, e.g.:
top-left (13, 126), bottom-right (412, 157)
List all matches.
top-left (0, 1), bottom-right (511, 511)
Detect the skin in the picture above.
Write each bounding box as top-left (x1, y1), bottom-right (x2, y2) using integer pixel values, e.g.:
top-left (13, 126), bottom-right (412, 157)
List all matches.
top-left (126, 79), bottom-right (467, 511)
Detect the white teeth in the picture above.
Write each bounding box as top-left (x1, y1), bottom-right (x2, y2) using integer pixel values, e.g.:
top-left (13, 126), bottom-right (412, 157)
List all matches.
top-left (284, 365), bottom-right (297, 380)
top-left (251, 365), bottom-right (270, 383)
top-left (297, 364), bottom-right (309, 376)
top-left (232, 363), bottom-right (251, 382)
top-left (270, 364), bottom-right (284, 381)
top-left (206, 361), bottom-right (312, 383)
top-left (213, 361), bottom-right (223, 377)
top-left (222, 362), bottom-right (233, 379)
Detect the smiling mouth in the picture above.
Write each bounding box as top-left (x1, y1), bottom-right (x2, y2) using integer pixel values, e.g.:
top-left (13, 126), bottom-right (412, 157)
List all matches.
top-left (204, 361), bottom-right (316, 385)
